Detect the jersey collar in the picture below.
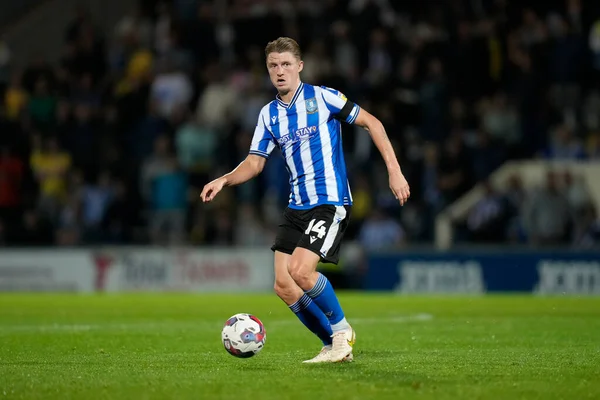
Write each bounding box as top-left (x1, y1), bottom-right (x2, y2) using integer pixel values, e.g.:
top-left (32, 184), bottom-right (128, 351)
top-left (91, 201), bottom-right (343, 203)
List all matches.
top-left (276, 81), bottom-right (304, 108)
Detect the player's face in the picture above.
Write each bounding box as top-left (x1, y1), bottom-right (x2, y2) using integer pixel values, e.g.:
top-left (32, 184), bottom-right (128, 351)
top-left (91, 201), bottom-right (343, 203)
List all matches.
top-left (266, 52), bottom-right (303, 95)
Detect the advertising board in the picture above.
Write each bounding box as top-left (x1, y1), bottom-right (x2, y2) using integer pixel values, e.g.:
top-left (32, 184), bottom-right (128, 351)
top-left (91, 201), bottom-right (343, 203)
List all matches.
top-left (366, 251), bottom-right (600, 295)
top-left (93, 248), bottom-right (274, 292)
top-left (0, 250), bottom-right (94, 292)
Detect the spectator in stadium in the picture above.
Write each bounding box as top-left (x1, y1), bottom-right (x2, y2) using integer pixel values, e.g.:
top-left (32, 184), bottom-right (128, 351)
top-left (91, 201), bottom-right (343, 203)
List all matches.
top-left (392, 56), bottom-right (420, 130)
top-left (0, 146), bottom-right (24, 226)
top-left (438, 134), bottom-right (472, 205)
top-left (330, 21), bottom-right (359, 83)
top-left (4, 72), bottom-right (27, 122)
top-left (70, 73), bottom-right (101, 111)
top-left (465, 181), bottom-right (511, 243)
top-left (114, 5), bottom-right (153, 50)
top-left (564, 170), bottom-right (591, 215)
top-left (346, 173), bottom-right (373, 239)
top-left (30, 136), bottom-right (72, 218)
top-left (523, 171), bottom-right (573, 246)
top-left (27, 79), bottom-right (57, 131)
top-left (141, 135), bottom-right (188, 245)
top-left (480, 92), bottom-right (521, 157)
top-left (79, 171), bottom-right (115, 243)
top-left (416, 141), bottom-right (443, 241)
top-left (194, 63), bottom-right (237, 134)
top-left (586, 131), bottom-right (600, 158)
top-left (543, 125), bottom-right (586, 160)
top-left (419, 58), bottom-right (447, 141)
top-left (238, 76), bottom-right (270, 132)
top-left (470, 129), bottom-right (506, 182)
top-left (54, 169), bottom-right (84, 246)
top-left (127, 100), bottom-right (168, 163)
top-left (572, 204), bottom-right (600, 249)
top-left (63, 103), bottom-right (100, 176)
top-left (154, 1), bottom-right (175, 57)
top-left (502, 174), bottom-right (528, 243)
top-left (175, 112), bottom-right (217, 188)
top-left (301, 41), bottom-right (332, 84)
top-left (141, 135), bottom-right (173, 198)
top-left (359, 209), bottom-right (406, 251)
top-left (102, 178), bottom-right (135, 244)
top-left (150, 59), bottom-right (193, 120)
top-left (548, 13), bottom-right (586, 116)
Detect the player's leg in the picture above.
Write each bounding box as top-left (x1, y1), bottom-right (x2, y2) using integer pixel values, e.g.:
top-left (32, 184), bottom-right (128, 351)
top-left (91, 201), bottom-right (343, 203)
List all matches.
top-left (288, 248), bottom-right (354, 362)
top-left (288, 205), bottom-right (355, 362)
top-left (273, 250), bottom-right (333, 347)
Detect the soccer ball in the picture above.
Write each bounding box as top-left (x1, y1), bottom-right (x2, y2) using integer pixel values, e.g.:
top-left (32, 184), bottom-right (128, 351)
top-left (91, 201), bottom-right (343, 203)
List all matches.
top-left (221, 313), bottom-right (266, 358)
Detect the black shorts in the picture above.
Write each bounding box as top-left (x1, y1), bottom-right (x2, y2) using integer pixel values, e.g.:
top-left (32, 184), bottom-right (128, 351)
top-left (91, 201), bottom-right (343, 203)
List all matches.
top-left (271, 204), bottom-right (351, 265)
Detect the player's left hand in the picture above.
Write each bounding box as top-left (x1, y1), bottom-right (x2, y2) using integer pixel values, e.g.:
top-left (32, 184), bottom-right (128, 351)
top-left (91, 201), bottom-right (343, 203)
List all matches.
top-left (389, 170), bottom-right (410, 206)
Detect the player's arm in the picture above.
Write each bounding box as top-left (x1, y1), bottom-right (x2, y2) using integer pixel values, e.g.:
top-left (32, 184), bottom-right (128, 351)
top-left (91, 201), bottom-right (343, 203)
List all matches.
top-left (200, 155), bottom-right (266, 203)
top-left (222, 155), bottom-right (267, 186)
top-left (354, 109), bottom-right (401, 174)
top-left (354, 108), bottom-right (410, 205)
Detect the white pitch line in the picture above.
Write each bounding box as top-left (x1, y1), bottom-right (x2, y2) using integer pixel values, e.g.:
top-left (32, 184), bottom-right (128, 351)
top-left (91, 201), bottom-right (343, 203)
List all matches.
top-left (0, 314), bottom-right (434, 334)
top-left (268, 313), bottom-right (434, 326)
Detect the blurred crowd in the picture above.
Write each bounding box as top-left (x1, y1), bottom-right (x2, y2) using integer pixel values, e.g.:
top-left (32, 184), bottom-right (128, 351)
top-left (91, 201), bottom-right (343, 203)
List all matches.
top-left (0, 0), bottom-right (599, 249)
top-left (457, 170), bottom-right (600, 249)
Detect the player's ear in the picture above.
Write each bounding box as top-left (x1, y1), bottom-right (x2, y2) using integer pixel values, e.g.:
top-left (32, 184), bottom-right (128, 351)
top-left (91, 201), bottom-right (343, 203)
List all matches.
top-left (297, 60), bottom-right (304, 73)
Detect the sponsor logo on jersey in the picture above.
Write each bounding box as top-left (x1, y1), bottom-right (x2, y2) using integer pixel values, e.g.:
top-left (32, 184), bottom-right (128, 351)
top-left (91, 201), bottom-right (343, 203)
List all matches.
top-left (277, 125), bottom-right (318, 146)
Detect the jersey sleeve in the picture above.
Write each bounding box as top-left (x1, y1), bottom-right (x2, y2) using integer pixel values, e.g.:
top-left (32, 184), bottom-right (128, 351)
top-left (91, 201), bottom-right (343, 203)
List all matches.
top-left (320, 87), bottom-right (361, 124)
top-left (249, 111), bottom-right (276, 159)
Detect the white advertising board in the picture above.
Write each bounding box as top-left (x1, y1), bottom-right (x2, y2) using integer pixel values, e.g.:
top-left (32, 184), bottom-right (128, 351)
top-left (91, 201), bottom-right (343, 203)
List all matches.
top-left (0, 250), bottom-right (95, 292)
top-left (0, 248), bottom-right (275, 293)
top-left (93, 248), bottom-right (275, 292)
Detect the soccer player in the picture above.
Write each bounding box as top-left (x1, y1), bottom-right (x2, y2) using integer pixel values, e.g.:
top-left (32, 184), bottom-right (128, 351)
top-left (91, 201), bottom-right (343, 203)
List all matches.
top-left (201, 37), bottom-right (410, 363)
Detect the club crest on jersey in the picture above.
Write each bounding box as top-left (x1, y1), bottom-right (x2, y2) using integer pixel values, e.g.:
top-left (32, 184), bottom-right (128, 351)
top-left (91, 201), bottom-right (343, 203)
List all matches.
top-left (305, 97), bottom-right (318, 114)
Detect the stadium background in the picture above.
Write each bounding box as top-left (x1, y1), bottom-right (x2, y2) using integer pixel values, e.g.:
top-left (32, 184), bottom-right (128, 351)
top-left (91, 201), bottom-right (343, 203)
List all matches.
top-left (1, 1), bottom-right (600, 399)
top-left (0, 0), bottom-right (599, 295)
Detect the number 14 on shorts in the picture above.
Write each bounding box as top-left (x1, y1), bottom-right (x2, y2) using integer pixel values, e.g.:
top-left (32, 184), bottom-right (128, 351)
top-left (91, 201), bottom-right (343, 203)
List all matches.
top-left (305, 219), bottom-right (327, 243)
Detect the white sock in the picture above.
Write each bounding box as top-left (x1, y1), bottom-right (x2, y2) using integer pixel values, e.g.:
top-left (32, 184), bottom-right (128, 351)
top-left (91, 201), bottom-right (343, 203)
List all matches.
top-left (331, 317), bottom-right (350, 333)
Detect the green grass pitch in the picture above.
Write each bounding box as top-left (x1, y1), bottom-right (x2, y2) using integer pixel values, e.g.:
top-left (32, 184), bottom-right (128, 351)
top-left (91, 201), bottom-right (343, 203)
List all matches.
top-left (1, 293), bottom-right (599, 400)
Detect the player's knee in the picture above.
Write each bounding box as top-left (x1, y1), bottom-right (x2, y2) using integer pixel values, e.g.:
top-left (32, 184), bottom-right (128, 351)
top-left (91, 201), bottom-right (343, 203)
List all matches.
top-left (273, 279), bottom-right (294, 302)
top-left (288, 259), bottom-right (312, 288)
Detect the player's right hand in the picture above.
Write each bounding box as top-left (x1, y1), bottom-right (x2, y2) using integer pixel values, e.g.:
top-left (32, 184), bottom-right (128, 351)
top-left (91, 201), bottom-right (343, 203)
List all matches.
top-left (200, 177), bottom-right (226, 202)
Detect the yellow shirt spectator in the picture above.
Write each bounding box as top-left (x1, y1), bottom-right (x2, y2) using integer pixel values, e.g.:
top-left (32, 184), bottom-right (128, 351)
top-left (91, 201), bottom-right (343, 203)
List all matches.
top-left (4, 86), bottom-right (27, 120)
top-left (127, 49), bottom-right (153, 81)
top-left (352, 189), bottom-right (372, 221)
top-left (114, 49), bottom-right (153, 97)
top-left (30, 149), bottom-right (72, 200)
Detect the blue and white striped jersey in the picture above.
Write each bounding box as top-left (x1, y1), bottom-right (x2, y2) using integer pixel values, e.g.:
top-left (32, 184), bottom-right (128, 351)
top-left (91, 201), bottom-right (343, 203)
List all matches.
top-left (249, 82), bottom-right (361, 209)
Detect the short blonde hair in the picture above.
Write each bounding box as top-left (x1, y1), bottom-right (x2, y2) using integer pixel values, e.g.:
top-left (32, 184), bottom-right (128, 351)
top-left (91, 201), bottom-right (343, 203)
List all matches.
top-left (265, 37), bottom-right (302, 60)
